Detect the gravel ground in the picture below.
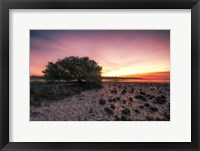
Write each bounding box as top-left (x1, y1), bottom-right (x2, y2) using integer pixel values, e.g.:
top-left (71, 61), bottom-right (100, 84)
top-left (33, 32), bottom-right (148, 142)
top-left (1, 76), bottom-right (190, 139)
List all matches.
top-left (30, 82), bottom-right (170, 121)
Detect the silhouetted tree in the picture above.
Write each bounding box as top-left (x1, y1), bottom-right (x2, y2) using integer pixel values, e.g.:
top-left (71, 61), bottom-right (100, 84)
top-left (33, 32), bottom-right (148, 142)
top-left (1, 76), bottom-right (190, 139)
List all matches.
top-left (43, 56), bottom-right (102, 84)
top-left (42, 62), bottom-right (61, 81)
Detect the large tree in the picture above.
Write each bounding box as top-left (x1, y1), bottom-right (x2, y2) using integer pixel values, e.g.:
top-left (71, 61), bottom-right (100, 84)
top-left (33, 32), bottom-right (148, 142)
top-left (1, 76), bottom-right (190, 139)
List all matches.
top-left (43, 56), bottom-right (102, 83)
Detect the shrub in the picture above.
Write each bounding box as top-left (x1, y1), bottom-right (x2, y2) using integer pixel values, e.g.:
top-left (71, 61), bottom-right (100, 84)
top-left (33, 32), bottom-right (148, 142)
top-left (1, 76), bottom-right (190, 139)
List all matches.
top-left (155, 96), bottom-right (167, 104)
top-left (150, 107), bottom-right (158, 112)
top-left (135, 95), bottom-right (146, 101)
top-left (43, 56), bottom-right (102, 84)
top-left (104, 107), bottom-right (114, 115)
top-left (110, 104), bottom-right (116, 109)
top-left (99, 99), bottom-right (106, 105)
top-left (144, 103), bottom-right (150, 107)
top-left (122, 108), bottom-right (131, 115)
top-left (135, 109), bottom-right (140, 114)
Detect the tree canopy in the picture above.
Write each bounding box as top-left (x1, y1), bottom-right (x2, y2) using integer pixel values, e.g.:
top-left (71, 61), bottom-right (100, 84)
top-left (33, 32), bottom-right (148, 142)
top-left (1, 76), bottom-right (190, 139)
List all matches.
top-left (42, 56), bottom-right (102, 84)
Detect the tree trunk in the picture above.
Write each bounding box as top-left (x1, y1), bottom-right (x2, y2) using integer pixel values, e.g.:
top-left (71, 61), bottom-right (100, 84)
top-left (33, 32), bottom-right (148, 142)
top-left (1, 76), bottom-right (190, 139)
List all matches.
top-left (78, 78), bottom-right (82, 83)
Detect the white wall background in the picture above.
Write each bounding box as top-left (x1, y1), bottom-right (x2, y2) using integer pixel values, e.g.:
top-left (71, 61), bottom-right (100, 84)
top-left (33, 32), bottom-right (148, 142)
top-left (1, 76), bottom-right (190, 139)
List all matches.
top-left (9, 9), bottom-right (191, 142)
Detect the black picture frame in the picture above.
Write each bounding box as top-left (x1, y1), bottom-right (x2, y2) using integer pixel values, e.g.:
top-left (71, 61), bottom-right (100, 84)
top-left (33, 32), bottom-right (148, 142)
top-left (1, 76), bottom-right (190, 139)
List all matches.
top-left (0, 0), bottom-right (199, 151)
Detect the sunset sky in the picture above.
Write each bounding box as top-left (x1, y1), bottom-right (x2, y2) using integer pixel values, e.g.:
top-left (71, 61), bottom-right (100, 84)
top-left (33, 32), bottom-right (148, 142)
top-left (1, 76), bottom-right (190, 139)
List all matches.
top-left (30, 30), bottom-right (170, 80)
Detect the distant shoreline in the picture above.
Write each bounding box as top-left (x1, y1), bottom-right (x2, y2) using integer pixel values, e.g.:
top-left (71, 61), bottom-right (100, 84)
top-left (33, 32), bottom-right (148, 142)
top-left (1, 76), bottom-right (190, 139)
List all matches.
top-left (102, 79), bottom-right (170, 83)
top-left (30, 75), bottom-right (169, 83)
top-left (102, 77), bottom-right (143, 80)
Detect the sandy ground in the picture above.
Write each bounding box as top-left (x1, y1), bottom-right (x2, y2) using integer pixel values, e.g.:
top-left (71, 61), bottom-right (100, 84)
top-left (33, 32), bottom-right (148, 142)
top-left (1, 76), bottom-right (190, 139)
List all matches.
top-left (30, 82), bottom-right (170, 121)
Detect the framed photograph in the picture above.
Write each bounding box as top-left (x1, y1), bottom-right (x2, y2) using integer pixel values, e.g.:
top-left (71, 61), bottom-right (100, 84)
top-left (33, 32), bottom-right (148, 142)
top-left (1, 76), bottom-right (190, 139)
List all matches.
top-left (0, 0), bottom-right (200, 150)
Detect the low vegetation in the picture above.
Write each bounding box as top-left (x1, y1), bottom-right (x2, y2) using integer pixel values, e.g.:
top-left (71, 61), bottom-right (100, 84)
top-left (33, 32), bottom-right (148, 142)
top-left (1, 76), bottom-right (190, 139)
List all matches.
top-left (30, 81), bottom-right (102, 106)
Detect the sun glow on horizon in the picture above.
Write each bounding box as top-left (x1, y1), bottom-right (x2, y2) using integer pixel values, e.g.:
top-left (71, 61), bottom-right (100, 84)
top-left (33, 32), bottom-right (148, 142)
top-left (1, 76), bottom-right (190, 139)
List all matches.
top-left (102, 66), bottom-right (170, 77)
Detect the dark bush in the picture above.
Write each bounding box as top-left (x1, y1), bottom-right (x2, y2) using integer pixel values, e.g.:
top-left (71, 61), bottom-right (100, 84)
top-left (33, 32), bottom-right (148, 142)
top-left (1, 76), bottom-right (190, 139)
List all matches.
top-left (110, 104), bottom-right (116, 109)
top-left (150, 107), bottom-right (158, 112)
top-left (99, 99), bottom-right (106, 105)
top-left (139, 105), bottom-right (144, 109)
top-left (122, 108), bottom-right (131, 115)
top-left (146, 116), bottom-right (154, 121)
top-left (116, 97), bottom-right (120, 100)
top-left (89, 108), bottom-right (93, 114)
top-left (104, 107), bottom-right (114, 115)
top-left (111, 89), bottom-right (117, 94)
top-left (155, 96), bottom-right (167, 104)
top-left (135, 95), bottom-right (146, 101)
top-left (120, 116), bottom-right (128, 121)
top-left (135, 109), bottom-right (140, 114)
top-left (129, 97), bottom-right (133, 102)
top-left (121, 89), bottom-right (127, 95)
top-left (144, 103), bottom-right (150, 107)
top-left (109, 98), bottom-right (116, 102)
top-left (140, 91), bottom-right (146, 95)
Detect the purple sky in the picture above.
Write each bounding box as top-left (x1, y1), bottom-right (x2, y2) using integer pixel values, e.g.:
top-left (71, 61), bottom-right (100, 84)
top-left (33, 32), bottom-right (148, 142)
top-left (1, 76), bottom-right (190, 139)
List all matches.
top-left (30, 30), bottom-right (170, 79)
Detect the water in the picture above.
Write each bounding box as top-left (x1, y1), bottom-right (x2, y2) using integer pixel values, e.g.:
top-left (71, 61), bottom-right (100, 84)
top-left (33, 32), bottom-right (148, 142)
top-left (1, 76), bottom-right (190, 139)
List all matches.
top-left (30, 77), bottom-right (170, 83)
top-left (102, 79), bottom-right (170, 83)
